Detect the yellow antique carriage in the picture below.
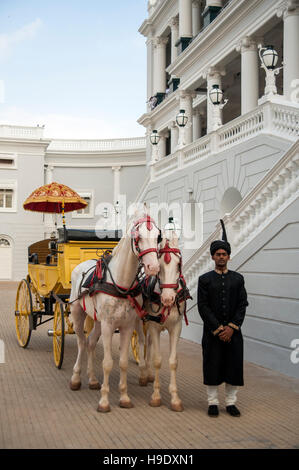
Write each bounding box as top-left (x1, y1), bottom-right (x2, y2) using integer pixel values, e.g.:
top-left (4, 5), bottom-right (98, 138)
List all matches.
top-left (15, 228), bottom-right (121, 368)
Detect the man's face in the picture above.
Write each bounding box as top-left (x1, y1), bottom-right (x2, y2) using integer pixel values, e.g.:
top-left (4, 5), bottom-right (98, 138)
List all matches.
top-left (212, 249), bottom-right (230, 269)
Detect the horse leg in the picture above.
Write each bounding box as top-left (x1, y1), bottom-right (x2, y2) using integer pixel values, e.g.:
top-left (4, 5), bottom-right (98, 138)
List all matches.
top-left (135, 319), bottom-right (148, 386)
top-left (87, 320), bottom-right (101, 390)
top-left (168, 320), bottom-right (184, 412)
top-left (149, 325), bottom-right (162, 407)
top-left (119, 326), bottom-right (134, 408)
top-left (70, 301), bottom-right (87, 391)
top-left (145, 331), bottom-right (154, 383)
top-left (97, 322), bottom-right (113, 412)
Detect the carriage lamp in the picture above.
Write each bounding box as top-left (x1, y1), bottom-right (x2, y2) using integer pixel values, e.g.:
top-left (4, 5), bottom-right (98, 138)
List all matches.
top-left (164, 217), bottom-right (182, 238)
top-left (258, 44), bottom-right (283, 97)
top-left (150, 129), bottom-right (160, 145)
top-left (176, 109), bottom-right (188, 127)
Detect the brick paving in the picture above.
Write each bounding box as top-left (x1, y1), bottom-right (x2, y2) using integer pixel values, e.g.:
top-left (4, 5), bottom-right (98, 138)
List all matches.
top-left (0, 281), bottom-right (299, 450)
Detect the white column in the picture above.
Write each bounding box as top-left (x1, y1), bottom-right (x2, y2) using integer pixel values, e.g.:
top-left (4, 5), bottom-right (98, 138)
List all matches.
top-left (192, 108), bottom-right (203, 140)
top-left (146, 30), bottom-right (154, 101)
top-left (277, 1), bottom-right (299, 102)
top-left (192, 0), bottom-right (201, 36)
top-left (204, 67), bottom-right (225, 133)
top-left (112, 166), bottom-right (121, 204)
top-left (170, 17), bottom-right (179, 62)
top-left (179, 0), bottom-right (193, 38)
top-left (153, 37), bottom-right (168, 94)
top-left (237, 37), bottom-right (259, 114)
top-left (177, 90), bottom-right (195, 145)
top-left (206, 0), bottom-right (222, 5)
top-left (158, 134), bottom-right (167, 159)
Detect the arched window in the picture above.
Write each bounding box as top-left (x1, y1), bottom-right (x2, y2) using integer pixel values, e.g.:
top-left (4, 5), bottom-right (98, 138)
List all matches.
top-left (220, 187), bottom-right (242, 216)
top-left (0, 238), bottom-right (10, 246)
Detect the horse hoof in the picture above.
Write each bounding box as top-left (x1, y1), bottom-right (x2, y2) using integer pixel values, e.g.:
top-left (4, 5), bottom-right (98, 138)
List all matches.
top-left (70, 381), bottom-right (81, 391)
top-left (89, 382), bottom-right (101, 390)
top-left (149, 398), bottom-right (161, 407)
top-left (97, 404), bottom-right (111, 413)
top-left (171, 402), bottom-right (184, 412)
top-left (119, 400), bottom-right (134, 409)
top-left (139, 377), bottom-right (148, 387)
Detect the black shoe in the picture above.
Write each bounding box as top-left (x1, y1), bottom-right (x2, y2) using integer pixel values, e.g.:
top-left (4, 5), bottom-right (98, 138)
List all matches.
top-left (226, 405), bottom-right (241, 417)
top-left (208, 405), bottom-right (219, 417)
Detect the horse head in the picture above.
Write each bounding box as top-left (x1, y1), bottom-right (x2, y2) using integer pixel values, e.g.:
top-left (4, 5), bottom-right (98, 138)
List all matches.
top-left (158, 231), bottom-right (181, 307)
top-left (130, 210), bottom-right (160, 277)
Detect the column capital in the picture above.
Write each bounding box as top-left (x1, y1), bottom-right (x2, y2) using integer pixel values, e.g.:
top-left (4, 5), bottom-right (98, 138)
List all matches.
top-left (153, 36), bottom-right (169, 48)
top-left (236, 36), bottom-right (258, 53)
top-left (170, 16), bottom-right (179, 28)
top-left (177, 89), bottom-right (197, 100)
top-left (203, 66), bottom-right (226, 80)
top-left (277, 0), bottom-right (299, 18)
top-left (112, 166), bottom-right (122, 172)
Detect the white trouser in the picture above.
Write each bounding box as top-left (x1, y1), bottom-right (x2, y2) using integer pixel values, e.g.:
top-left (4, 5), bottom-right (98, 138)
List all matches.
top-left (207, 384), bottom-right (238, 406)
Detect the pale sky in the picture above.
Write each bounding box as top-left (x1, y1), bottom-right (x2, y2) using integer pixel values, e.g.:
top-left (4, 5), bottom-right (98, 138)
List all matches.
top-left (0, 0), bottom-right (148, 139)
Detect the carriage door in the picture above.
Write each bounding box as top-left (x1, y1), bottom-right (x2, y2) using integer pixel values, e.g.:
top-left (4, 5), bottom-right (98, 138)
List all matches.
top-left (0, 237), bottom-right (12, 279)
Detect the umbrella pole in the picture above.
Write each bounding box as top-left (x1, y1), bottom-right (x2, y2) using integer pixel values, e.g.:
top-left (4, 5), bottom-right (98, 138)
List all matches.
top-left (62, 200), bottom-right (67, 242)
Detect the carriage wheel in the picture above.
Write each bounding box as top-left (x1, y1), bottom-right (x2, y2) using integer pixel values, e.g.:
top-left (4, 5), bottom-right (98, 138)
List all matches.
top-left (53, 302), bottom-right (65, 369)
top-left (131, 325), bottom-right (147, 365)
top-left (15, 279), bottom-right (32, 348)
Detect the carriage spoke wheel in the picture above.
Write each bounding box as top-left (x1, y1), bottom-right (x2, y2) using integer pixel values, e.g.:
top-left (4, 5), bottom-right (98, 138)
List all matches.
top-left (15, 279), bottom-right (32, 348)
top-left (53, 302), bottom-right (65, 369)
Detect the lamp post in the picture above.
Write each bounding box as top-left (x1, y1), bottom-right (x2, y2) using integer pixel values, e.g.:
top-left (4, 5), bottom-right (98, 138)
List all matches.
top-left (258, 45), bottom-right (283, 97)
top-left (164, 216), bottom-right (182, 238)
top-left (150, 129), bottom-right (160, 163)
top-left (209, 84), bottom-right (228, 131)
top-left (176, 109), bottom-right (188, 149)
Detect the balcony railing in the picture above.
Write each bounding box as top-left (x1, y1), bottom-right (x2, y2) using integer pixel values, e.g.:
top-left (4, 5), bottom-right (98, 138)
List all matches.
top-left (48, 137), bottom-right (146, 152)
top-left (151, 100), bottom-right (299, 181)
top-left (0, 125), bottom-right (45, 140)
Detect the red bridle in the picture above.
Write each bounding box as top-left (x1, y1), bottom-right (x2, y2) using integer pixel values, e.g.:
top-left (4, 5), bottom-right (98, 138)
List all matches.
top-left (131, 215), bottom-right (160, 259)
top-left (158, 240), bottom-right (182, 290)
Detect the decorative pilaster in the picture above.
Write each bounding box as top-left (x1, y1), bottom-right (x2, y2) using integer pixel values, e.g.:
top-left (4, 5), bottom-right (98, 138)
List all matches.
top-left (192, 0), bottom-right (202, 36)
top-left (277, 0), bottom-right (299, 102)
top-left (236, 36), bottom-right (259, 114)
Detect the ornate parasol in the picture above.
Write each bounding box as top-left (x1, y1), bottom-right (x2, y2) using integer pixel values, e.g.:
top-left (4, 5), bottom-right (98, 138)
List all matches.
top-left (23, 182), bottom-right (88, 239)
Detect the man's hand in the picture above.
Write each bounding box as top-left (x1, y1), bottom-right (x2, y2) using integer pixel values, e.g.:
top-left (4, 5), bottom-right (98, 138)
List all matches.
top-left (218, 326), bottom-right (234, 342)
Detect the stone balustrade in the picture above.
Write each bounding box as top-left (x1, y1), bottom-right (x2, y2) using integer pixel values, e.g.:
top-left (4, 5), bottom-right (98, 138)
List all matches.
top-left (183, 140), bottom-right (299, 293)
top-left (48, 137), bottom-right (146, 152)
top-left (151, 100), bottom-right (299, 181)
top-left (0, 125), bottom-right (45, 139)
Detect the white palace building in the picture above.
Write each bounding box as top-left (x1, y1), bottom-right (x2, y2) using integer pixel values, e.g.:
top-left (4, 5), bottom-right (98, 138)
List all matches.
top-left (0, 0), bottom-right (298, 378)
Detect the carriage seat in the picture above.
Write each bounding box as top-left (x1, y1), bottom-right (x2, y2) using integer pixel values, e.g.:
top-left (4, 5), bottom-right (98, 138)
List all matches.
top-left (57, 228), bottom-right (122, 243)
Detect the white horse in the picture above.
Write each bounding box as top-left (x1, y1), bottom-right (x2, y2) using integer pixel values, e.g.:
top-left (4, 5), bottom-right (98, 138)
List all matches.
top-left (141, 231), bottom-right (190, 412)
top-left (69, 210), bottom-right (160, 412)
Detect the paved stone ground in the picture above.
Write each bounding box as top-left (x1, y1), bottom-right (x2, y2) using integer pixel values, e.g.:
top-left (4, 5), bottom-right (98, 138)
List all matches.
top-left (0, 281), bottom-right (299, 450)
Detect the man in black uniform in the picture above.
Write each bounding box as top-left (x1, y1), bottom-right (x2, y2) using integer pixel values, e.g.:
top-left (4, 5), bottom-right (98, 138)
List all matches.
top-left (197, 220), bottom-right (248, 417)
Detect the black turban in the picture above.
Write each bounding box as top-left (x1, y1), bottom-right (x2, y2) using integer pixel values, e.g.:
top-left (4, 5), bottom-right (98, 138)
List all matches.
top-left (210, 220), bottom-right (231, 256)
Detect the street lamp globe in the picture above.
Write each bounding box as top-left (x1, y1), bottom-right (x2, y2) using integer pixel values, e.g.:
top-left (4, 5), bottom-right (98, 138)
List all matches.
top-left (176, 109), bottom-right (188, 127)
top-left (209, 84), bottom-right (224, 105)
top-left (164, 216), bottom-right (182, 238)
top-left (260, 45), bottom-right (279, 70)
top-left (150, 129), bottom-right (160, 145)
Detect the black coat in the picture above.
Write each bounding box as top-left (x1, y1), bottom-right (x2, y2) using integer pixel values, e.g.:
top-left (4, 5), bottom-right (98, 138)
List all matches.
top-left (197, 270), bottom-right (248, 386)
